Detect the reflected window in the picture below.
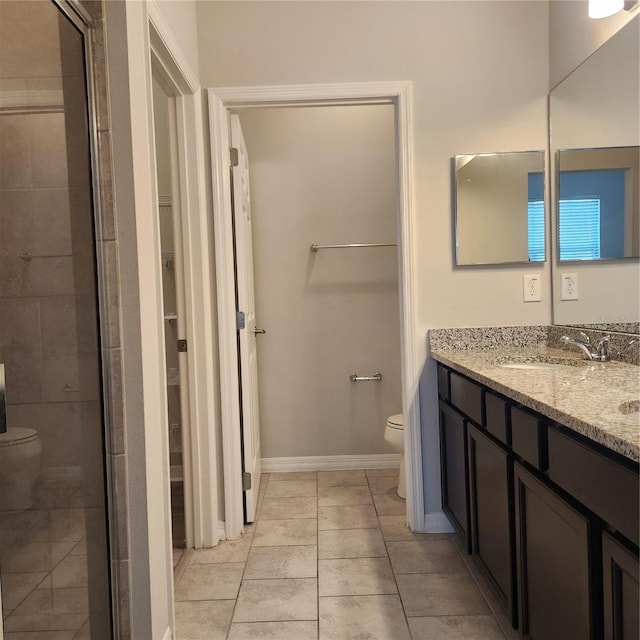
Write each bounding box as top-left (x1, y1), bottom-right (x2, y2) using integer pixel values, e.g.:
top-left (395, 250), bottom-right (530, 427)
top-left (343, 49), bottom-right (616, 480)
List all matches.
top-left (527, 200), bottom-right (545, 261)
top-left (527, 172), bottom-right (545, 262)
top-left (559, 198), bottom-right (602, 261)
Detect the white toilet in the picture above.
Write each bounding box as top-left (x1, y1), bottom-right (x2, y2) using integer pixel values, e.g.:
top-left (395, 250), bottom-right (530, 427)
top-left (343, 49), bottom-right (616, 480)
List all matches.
top-left (0, 427), bottom-right (42, 511)
top-left (384, 414), bottom-right (406, 499)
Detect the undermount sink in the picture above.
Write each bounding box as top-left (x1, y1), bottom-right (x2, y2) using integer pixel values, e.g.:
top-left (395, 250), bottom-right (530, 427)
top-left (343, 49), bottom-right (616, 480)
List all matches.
top-left (495, 355), bottom-right (588, 371)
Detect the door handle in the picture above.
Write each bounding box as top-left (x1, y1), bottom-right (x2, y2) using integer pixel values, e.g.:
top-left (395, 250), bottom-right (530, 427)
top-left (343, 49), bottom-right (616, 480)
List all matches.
top-left (253, 328), bottom-right (266, 336)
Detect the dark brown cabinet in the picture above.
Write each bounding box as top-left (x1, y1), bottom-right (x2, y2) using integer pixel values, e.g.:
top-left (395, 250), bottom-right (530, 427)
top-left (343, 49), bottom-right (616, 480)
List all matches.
top-left (439, 399), bottom-right (470, 551)
top-left (514, 462), bottom-right (592, 640)
top-left (467, 423), bottom-right (516, 625)
top-left (436, 363), bottom-right (639, 639)
top-left (603, 532), bottom-right (639, 640)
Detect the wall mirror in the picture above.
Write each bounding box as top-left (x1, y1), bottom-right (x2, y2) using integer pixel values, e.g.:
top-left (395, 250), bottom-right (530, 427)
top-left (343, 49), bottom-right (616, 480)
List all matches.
top-left (453, 151), bottom-right (545, 266)
top-left (550, 16), bottom-right (639, 333)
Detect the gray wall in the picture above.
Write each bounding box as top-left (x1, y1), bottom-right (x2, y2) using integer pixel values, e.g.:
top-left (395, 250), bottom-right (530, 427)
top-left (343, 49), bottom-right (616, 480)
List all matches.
top-left (239, 105), bottom-right (402, 459)
top-left (197, 0), bottom-right (550, 516)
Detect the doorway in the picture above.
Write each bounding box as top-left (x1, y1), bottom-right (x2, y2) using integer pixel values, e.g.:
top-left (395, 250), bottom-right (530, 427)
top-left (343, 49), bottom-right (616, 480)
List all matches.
top-left (151, 73), bottom-right (191, 552)
top-left (234, 104), bottom-right (403, 488)
top-left (0, 1), bottom-right (112, 636)
top-left (208, 82), bottom-right (424, 539)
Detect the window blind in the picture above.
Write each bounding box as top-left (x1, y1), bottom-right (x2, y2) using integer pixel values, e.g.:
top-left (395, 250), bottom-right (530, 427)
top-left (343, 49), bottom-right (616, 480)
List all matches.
top-left (559, 198), bottom-right (601, 261)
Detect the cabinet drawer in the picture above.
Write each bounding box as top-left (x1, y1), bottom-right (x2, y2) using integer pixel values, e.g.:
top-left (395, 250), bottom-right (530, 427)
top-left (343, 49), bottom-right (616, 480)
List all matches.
top-left (485, 392), bottom-right (509, 445)
top-left (511, 406), bottom-right (543, 469)
top-left (437, 365), bottom-right (450, 400)
top-left (450, 373), bottom-right (483, 425)
top-left (548, 427), bottom-right (639, 546)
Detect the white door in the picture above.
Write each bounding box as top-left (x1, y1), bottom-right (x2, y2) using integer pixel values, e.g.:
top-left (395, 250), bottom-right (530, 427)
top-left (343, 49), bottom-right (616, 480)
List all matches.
top-left (231, 114), bottom-right (262, 523)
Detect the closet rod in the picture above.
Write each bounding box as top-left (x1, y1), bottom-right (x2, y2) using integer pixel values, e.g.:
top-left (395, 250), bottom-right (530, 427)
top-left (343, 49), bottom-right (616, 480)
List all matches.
top-left (310, 242), bottom-right (397, 252)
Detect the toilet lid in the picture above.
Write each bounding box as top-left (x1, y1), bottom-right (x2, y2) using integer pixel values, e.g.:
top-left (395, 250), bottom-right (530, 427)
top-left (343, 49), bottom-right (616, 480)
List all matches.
top-left (0, 427), bottom-right (38, 448)
top-left (387, 414), bottom-right (404, 429)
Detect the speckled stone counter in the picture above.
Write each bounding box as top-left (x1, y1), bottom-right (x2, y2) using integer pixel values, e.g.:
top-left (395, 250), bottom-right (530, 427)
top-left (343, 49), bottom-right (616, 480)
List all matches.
top-left (430, 337), bottom-right (640, 463)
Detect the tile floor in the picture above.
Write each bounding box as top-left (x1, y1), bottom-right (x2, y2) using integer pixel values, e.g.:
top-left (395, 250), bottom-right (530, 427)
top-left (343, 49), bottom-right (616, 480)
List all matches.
top-left (173, 469), bottom-right (512, 640)
top-left (0, 477), bottom-right (108, 639)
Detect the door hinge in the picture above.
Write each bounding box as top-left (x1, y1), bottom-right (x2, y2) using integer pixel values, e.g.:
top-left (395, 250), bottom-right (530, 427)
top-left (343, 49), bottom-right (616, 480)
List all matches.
top-left (242, 472), bottom-right (252, 491)
top-left (177, 339), bottom-right (188, 353)
top-left (230, 147), bottom-right (239, 168)
top-left (236, 311), bottom-right (245, 330)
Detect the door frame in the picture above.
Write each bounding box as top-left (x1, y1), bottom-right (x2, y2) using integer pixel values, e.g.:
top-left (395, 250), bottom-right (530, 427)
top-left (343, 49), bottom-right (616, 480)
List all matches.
top-left (148, 5), bottom-right (222, 549)
top-left (208, 81), bottom-right (425, 537)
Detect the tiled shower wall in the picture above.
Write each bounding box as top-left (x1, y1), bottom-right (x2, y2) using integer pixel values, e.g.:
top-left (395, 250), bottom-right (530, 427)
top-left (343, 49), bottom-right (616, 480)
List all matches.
top-left (0, 0), bottom-right (101, 477)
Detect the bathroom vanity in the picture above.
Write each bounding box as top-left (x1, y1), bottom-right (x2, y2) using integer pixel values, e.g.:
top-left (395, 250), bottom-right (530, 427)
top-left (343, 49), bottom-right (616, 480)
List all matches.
top-left (431, 340), bottom-right (639, 640)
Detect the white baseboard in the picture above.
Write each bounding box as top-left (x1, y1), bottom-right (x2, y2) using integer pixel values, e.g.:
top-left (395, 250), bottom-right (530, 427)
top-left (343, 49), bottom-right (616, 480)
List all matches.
top-left (423, 511), bottom-right (455, 533)
top-left (261, 454), bottom-right (401, 473)
top-left (162, 627), bottom-right (172, 640)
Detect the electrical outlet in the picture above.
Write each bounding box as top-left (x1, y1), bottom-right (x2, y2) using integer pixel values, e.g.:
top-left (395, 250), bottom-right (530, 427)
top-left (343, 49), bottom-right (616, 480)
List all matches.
top-left (561, 273), bottom-right (579, 300)
top-left (523, 274), bottom-right (542, 302)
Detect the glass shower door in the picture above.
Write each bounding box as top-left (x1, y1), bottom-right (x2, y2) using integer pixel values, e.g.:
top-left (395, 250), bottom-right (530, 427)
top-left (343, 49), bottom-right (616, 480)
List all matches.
top-left (0, 1), bottom-right (111, 637)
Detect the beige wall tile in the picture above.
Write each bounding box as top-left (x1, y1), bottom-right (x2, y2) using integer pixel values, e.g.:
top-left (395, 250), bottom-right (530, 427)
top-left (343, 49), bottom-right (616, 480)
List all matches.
top-left (29, 113), bottom-right (68, 189)
top-left (0, 298), bottom-right (43, 404)
top-left (0, 115), bottom-right (32, 188)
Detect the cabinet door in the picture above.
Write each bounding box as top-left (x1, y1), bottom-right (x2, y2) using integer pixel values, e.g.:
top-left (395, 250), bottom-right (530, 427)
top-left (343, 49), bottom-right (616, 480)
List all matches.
top-left (514, 463), bottom-right (592, 640)
top-left (467, 424), bottom-right (516, 627)
top-left (439, 400), bottom-right (470, 552)
top-left (603, 532), bottom-right (639, 640)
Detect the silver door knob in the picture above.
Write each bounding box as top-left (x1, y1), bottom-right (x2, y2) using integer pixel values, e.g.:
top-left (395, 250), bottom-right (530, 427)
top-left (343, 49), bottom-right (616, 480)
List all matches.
top-left (254, 328), bottom-right (266, 335)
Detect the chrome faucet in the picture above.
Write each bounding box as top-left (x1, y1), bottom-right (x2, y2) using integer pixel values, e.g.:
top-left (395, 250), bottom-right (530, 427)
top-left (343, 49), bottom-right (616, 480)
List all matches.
top-left (561, 332), bottom-right (611, 362)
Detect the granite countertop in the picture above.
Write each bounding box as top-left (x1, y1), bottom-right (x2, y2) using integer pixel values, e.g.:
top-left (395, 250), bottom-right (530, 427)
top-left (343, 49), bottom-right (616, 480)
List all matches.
top-left (430, 345), bottom-right (640, 463)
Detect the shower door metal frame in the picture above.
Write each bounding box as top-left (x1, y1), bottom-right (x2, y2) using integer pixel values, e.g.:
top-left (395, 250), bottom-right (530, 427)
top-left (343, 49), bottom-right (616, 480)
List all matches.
top-left (208, 81), bottom-right (427, 539)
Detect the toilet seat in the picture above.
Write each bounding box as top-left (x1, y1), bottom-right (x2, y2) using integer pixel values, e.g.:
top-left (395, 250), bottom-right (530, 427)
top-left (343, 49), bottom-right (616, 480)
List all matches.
top-left (386, 414), bottom-right (404, 430)
top-left (0, 427), bottom-right (39, 448)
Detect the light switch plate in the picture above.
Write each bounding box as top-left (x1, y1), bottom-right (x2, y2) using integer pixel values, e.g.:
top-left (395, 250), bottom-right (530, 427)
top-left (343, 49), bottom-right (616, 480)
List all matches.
top-left (523, 274), bottom-right (542, 302)
top-left (561, 273), bottom-right (579, 300)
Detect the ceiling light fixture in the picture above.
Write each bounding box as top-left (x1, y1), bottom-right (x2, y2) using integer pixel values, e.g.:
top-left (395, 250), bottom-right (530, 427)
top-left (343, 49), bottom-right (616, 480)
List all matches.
top-left (589, 0), bottom-right (640, 18)
top-left (589, 0), bottom-right (624, 19)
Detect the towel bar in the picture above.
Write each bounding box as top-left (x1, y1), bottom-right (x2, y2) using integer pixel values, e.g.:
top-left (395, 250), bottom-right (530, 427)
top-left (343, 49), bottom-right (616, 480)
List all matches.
top-left (350, 372), bottom-right (382, 382)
